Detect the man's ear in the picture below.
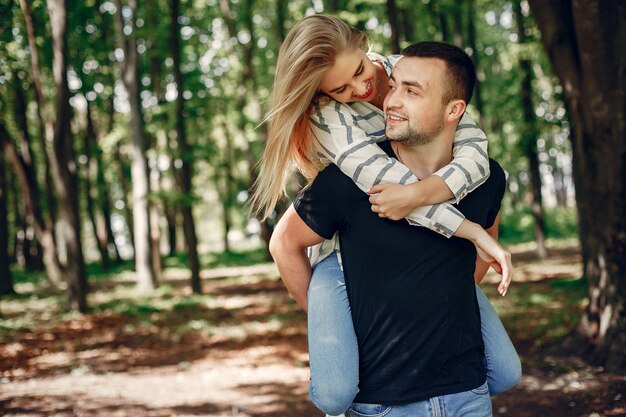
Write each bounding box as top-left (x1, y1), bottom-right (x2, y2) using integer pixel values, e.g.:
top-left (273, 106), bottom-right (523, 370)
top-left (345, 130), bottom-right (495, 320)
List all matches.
top-left (445, 100), bottom-right (466, 123)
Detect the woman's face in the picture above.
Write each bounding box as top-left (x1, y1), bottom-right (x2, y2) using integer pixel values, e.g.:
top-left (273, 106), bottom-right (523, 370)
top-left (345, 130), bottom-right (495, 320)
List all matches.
top-left (318, 49), bottom-right (381, 104)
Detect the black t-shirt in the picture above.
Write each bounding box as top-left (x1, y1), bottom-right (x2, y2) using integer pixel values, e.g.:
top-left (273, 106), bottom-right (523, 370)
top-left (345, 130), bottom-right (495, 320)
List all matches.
top-left (294, 141), bottom-right (506, 405)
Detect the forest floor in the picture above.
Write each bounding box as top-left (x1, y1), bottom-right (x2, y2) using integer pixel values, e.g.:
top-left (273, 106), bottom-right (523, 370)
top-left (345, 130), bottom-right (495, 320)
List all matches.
top-left (1, 242), bottom-right (625, 417)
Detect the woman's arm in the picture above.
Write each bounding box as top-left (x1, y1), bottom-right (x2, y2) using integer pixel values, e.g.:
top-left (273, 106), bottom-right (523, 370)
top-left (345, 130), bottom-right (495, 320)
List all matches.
top-left (456, 212), bottom-right (511, 296)
top-left (367, 112), bottom-right (491, 220)
top-left (311, 101), bottom-right (465, 236)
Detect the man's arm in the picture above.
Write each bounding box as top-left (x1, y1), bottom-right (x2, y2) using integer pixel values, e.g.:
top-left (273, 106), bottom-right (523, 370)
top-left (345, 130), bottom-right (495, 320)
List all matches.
top-left (269, 205), bottom-right (326, 312)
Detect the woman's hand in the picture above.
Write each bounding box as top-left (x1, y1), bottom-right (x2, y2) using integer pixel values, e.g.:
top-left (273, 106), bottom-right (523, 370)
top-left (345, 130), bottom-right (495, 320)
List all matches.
top-left (456, 219), bottom-right (512, 296)
top-left (368, 182), bottom-right (423, 220)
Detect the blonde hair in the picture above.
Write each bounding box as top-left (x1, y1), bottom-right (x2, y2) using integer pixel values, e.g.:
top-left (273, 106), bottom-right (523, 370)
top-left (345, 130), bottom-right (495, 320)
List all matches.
top-left (250, 14), bottom-right (367, 220)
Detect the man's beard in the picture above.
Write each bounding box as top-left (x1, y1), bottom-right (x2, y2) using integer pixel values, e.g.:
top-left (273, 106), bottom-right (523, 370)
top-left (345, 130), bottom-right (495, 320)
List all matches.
top-left (387, 122), bottom-right (443, 146)
top-left (391, 130), bottom-right (436, 146)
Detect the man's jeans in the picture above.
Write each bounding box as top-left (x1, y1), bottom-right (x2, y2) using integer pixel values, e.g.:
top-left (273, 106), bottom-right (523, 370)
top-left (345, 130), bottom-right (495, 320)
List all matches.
top-left (308, 253), bottom-right (520, 416)
top-left (345, 381), bottom-right (492, 417)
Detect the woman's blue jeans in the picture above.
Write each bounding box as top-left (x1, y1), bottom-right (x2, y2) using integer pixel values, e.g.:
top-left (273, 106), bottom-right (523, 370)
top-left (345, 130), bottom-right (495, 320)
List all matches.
top-left (307, 253), bottom-right (522, 416)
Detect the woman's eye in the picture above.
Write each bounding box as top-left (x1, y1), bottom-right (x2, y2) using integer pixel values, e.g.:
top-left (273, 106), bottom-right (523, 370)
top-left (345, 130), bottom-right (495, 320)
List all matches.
top-left (355, 66), bottom-right (364, 76)
top-left (335, 88), bottom-right (346, 94)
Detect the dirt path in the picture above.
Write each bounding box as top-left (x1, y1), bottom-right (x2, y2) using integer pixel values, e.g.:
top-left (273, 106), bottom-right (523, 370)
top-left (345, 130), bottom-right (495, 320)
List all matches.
top-left (1, 246), bottom-right (625, 416)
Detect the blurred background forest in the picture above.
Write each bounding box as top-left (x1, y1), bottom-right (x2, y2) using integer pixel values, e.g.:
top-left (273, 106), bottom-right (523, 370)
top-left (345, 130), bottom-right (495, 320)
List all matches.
top-left (1, 0), bottom-right (625, 416)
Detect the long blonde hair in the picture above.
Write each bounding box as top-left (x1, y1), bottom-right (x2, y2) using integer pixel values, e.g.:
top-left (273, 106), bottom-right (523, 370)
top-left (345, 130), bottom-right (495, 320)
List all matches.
top-left (250, 15), bottom-right (367, 220)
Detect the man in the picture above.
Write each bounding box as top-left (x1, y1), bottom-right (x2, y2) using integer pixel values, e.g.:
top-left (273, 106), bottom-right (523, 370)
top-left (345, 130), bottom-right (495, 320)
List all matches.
top-left (270, 42), bottom-right (506, 416)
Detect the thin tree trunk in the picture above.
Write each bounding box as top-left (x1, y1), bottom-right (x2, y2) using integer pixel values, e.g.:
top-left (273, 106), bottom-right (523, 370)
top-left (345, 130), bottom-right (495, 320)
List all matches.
top-left (84, 103), bottom-right (110, 268)
top-left (0, 149), bottom-right (15, 295)
top-left (18, 0), bottom-right (57, 230)
top-left (220, 0), bottom-right (273, 258)
top-left (275, 0), bottom-right (287, 43)
top-left (114, 142), bottom-right (135, 251)
top-left (516, 1), bottom-right (547, 259)
top-left (94, 133), bottom-right (122, 263)
top-left (113, 0), bottom-right (156, 293)
top-left (400, 5), bottom-right (414, 46)
top-left (171, 0), bottom-right (201, 293)
top-left (386, 0), bottom-right (401, 54)
top-left (452, 0), bottom-right (465, 48)
top-left (164, 190), bottom-right (177, 256)
top-left (467, 0), bottom-right (485, 129)
top-left (47, 0), bottom-right (88, 312)
top-left (529, 0), bottom-right (626, 371)
top-left (1, 124), bottom-right (64, 288)
top-left (219, 119), bottom-right (234, 253)
top-left (148, 179), bottom-right (163, 285)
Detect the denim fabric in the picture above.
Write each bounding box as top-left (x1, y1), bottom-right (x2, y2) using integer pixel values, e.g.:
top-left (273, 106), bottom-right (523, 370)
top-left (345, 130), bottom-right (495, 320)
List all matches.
top-left (308, 253), bottom-right (359, 416)
top-left (308, 253), bottom-right (520, 415)
top-left (345, 382), bottom-right (492, 417)
top-left (476, 285), bottom-right (522, 394)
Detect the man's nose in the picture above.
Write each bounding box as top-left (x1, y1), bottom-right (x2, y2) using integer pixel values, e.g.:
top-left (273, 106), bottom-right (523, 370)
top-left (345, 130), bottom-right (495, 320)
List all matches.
top-left (384, 87), bottom-right (400, 111)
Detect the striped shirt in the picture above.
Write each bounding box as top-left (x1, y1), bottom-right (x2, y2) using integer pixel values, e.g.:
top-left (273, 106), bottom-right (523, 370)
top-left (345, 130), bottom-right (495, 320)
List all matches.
top-left (307, 53), bottom-right (490, 265)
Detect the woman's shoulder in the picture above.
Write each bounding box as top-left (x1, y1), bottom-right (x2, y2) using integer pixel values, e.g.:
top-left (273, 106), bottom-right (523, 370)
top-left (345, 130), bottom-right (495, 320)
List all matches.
top-left (310, 99), bottom-right (357, 123)
top-left (366, 51), bottom-right (402, 76)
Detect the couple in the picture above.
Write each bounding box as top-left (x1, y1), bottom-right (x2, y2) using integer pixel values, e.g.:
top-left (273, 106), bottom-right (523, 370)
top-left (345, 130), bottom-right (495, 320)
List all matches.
top-left (252, 15), bottom-right (521, 417)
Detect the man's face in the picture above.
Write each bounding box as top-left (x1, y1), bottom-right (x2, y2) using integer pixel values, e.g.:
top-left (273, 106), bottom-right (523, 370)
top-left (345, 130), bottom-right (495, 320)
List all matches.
top-left (384, 57), bottom-right (448, 146)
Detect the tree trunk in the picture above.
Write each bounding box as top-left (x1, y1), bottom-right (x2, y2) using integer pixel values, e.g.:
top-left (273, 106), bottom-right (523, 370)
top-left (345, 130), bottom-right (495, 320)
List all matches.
top-left (171, 0), bottom-right (201, 293)
top-left (219, 0), bottom-right (273, 259)
top-left (1, 124), bottom-right (64, 288)
top-left (0, 149), bottom-right (15, 295)
top-left (114, 142), bottom-right (135, 251)
top-left (113, 0), bottom-right (156, 294)
top-left (386, 0), bottom-right (400, 54)
top-left (529, 0), bottom-right (626, 371)
top-left (275, 0), bottom-right (286, 43)
top-left (451, 0), bottom-right (465, 48)
top-left (219, 119), bottom-right (235, 253)
top-left (18, 0), bottom-right (58, 230)
top-left (46, 0), bottom-right (88, 312)
top-left (467, 0), bottom-right (485, 129)
top-left (84, 103), bottom-right (110, 268)
top-left (516, 1), bottom-right (547, 259)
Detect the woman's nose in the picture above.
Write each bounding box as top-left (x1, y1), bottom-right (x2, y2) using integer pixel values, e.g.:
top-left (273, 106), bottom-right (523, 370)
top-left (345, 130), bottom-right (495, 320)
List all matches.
top-left (351, 80), bottom-right (368, 97)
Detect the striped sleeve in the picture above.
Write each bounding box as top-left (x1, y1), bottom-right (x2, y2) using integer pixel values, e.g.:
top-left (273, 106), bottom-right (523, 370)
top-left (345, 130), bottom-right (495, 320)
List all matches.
top-left (434, 112), bottom-right (490, 203)
top-left (310, 101), bottom-right (465, 237)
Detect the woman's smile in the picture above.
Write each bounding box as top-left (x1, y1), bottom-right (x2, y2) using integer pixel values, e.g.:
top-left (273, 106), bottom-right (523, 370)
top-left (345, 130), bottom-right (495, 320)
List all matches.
top-left (352, 80), bottom-right (373, 99)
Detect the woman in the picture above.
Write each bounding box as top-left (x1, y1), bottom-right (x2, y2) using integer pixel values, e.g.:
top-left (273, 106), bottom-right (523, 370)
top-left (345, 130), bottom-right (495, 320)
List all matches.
top-left (251, 15), bottom-right (521, 416)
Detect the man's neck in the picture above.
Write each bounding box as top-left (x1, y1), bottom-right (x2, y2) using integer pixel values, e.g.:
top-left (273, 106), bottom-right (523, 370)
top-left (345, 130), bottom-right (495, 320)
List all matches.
top-left (393, 132), bottom-right (454, 179)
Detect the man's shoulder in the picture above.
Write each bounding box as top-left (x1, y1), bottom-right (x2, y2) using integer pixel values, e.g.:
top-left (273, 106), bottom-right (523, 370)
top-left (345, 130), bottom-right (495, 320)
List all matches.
top-left (487, 158), bottom-right (506, 188)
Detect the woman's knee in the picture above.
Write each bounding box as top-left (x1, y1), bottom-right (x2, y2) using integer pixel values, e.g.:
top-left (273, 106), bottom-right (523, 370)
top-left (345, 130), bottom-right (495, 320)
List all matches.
top-left (488, 355), bottom-right (522, 395)
top-left (310, 383), bottom-right (358, 416)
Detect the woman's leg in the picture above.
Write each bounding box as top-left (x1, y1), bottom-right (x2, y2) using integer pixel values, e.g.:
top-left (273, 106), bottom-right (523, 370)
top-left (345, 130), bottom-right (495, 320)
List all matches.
top-left (476, 284), bottom-right (522, 395)
top-left (308, 253), bottom-right (359, 416)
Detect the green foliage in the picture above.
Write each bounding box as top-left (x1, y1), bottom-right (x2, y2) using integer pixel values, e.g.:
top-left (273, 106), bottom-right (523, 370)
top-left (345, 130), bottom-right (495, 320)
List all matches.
top-left (499, 206), bottom-right (579, 244)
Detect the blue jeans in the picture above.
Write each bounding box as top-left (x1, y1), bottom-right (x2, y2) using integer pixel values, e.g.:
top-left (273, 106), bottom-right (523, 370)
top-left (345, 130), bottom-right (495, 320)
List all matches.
top-left (307, 253), bottom-right (521, 416)
top-left (346, 381), bottom-right (492, 417)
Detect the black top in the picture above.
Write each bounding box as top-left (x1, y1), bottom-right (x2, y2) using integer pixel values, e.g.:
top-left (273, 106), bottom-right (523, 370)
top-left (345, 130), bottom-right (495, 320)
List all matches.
top-left (294, 141), bottom-right (506, 405)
